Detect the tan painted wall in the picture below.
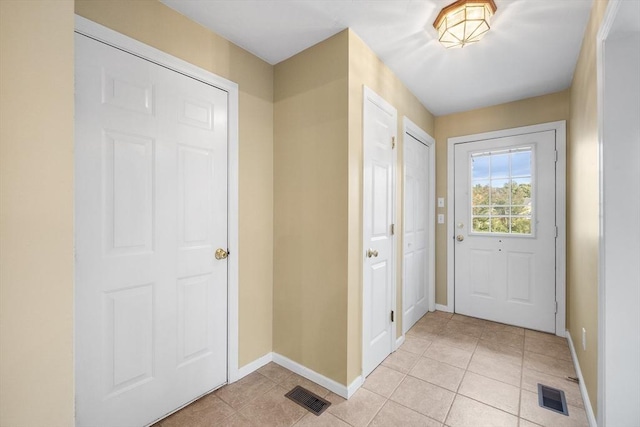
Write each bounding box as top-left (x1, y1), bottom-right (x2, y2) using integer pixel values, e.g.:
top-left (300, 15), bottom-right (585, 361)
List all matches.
top-left (274, 30), bottom-right (434, 385)
top-left (74, 0), bottom-right (274, 368)
top-left (1, 0), bottom-right (605, 421)
top-left (2, 1), bottom-right (273, 424)
top-left (0, 2), bottom-right (75, 426)
top-left (273, 29), bottom-right (434, 386)
top-left (347, 30), bottom-right (434, 383)
top-left (433, 90), bottom-right (571, 305)
top-left (567, 0), bottom-right (608, 414)
top-left (273, 31), bottom-right (350, 384)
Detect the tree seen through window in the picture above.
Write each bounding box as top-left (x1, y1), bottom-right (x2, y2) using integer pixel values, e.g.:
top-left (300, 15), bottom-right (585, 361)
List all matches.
top-left (471, 147), bottom-right (533, 234)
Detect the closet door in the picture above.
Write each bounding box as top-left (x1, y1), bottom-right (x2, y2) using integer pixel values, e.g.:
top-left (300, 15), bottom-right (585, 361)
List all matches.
top-left (75, 33), bottom-right (228, 426)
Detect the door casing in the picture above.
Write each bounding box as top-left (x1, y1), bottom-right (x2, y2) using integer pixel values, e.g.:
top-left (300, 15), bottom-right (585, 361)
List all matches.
top-left (445, 121), bottom-right (567, 336)
top-left (73, 15), bottom-right (242, 386)
top-left (597, 0), bottom-right (640, 424)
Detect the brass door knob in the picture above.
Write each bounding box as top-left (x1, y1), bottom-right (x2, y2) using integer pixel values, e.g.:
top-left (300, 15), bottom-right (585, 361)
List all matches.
top-left (366, 249), bottom-right (379, 258)
top-left (456, 235), bottom-right (464, 242)
top-left (215, 248), bottom-right (228, 260)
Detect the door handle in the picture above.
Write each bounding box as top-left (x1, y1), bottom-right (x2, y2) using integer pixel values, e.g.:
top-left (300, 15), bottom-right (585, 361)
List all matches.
top-left (366, 249), bottom-right (379, 258)
top-left (215, 248), bottom-right (228, 260)
top-left (456, 235), bottom-right (464, 242)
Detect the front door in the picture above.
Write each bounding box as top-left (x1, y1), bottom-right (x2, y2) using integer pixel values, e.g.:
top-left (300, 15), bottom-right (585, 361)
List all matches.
top-left (454, 130), bottom-right (557, 332)
top-left (363, 88), bottom-right (397, 377)
top-left (75, 34), bottom-right (228, 426)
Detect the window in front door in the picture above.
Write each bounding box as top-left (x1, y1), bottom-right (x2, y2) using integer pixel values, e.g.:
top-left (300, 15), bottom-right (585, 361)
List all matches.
top-left (470, 146), bottom-right (534, 235)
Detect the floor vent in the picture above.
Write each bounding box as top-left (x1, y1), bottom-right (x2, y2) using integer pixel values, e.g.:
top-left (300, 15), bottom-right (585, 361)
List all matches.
top-left (538, 383), bottom-right (569, 416)
top-left (285, 385), bottom-right (331, 416)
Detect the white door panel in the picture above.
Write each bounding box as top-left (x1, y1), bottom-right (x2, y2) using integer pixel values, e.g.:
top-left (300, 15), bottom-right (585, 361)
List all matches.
top-left (403, 133), bottom-right (431, 332)
top-left (75, 34), bottom-right (228, 426)
top-left (363, 89), bottom-right (396, 378)
top-left (454, 131), bottom-right (556, 332)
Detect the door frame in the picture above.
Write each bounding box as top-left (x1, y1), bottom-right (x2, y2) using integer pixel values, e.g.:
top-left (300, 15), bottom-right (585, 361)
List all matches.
top-left (362, 86), bottom-right (397, 377)
top-left (446, 121), bottom-right (566, 336)
top-left (597, 0), bottom-right (640, 424)
top-left (402, 117), bottom-right (436, 335)
top-left (74, 16), bottom-right (241, 383)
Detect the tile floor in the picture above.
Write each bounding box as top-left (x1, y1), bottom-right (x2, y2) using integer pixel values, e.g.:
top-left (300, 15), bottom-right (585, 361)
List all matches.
top-left (154, 311), bottom-right (588, 427)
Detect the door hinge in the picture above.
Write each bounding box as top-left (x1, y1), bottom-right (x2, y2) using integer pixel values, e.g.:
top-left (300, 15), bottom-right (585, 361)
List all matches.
top-left (391, 310), bottom-right (395, 322)
top-left (555, 301), bottom-right (558, 314)
top-left (555, 150), bottom-right (558, 163)
top-left (391, 136), bottom-right (396, 149)
top-left (391, 224), bottom-right (395, 235)
top-left (555, 226), bottom-right (559, 238)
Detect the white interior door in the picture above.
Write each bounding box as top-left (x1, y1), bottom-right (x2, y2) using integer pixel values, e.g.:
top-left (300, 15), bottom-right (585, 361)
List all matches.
top-left (75, 34), bottom-right (228, 426)
top-left (454, 130), bottom-right (557, 332)
top-left (363, 88), bottom-right (397, 378)
top-left (403, 133), bottom-right (431, 333)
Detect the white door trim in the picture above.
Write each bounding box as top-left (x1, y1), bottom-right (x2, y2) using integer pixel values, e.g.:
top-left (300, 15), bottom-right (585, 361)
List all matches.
top-left (597, 1), bottom-right (640, 424)
top-left (402, 117), bottom-right (436, 326)
top-left (446, 121), bottom-right (566, 336)
top-left (74, 15), bottom-right (241, 383)
top-left (362, 86), bottom-right (397, 377)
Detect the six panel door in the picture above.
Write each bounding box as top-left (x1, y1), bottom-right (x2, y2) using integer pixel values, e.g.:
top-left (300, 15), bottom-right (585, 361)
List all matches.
top-left (363, 89), bottom-right (397, 377)
top-left (75, 33), bottom-right (228, 426)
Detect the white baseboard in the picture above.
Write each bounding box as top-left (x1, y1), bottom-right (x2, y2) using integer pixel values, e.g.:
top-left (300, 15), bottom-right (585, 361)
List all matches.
top-left (395, 334), bottom-right (405, 350)
top-left (232, 351), bottom-right (366, 399)
top-left (435, 304), bottom-right (452, 313)
top-left (566, 331), bottom-right (597, 427)
top-left (235, 352), bottom-right (273, 381)
top-left (272, 353), bottom-right (362, 399)
top-left (346, 375), bottom-right (364, 399)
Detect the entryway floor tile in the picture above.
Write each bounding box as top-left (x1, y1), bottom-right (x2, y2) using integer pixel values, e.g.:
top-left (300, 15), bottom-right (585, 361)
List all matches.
top-left (154, 311), bottom-right (587, 427)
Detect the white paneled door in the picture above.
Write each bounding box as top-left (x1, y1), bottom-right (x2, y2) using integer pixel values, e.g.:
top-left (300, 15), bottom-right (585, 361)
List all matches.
top-left (403, 133), bottom-right (431, 333)
top-left (363, 88), bottom-right (397, 378)
top-left (75, 34), bottom-right (228, 426)
top-left (454, 131), bottom-right (557, 332)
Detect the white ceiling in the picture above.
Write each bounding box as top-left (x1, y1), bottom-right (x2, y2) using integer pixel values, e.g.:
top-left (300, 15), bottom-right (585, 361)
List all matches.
top-left (160, 0), bottom-right (594, 116)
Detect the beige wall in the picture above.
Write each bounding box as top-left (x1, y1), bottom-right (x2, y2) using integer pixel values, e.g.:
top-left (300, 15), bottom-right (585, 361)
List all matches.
top-left (273, 29), bottom-right (434, 386)
top-left (347, 30), bottom-right (434, 382)
top-left (0, 0), bottom-right (606, 421)
top-left (1, 3), bottom-right (274, 424)
top-left (74, 0), bottom-right (275, 368)
top-left (433, 90), bottom-right (571, 305)
top-left (273, 31), bottom-right (350, 384)
top-left (567, 0), bottom-right (608, 414)
top-left (0, 2), bottom-right (75, 426)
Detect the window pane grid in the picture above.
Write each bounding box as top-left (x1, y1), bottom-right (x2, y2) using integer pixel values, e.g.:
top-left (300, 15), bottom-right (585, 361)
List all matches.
top-left (470, 147), bottom-right (533, 235)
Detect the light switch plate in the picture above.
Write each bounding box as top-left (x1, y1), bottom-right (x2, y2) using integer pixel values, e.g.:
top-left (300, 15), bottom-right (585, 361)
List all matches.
top-left (437, 197), bottom-right (445, 208)
top-left (438, 214), bottom-right (445, 224)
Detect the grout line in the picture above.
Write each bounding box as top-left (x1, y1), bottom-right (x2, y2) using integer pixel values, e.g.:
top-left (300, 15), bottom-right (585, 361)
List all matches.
top-left (383, 382), bottom-right (450, 425)
top-left (364, 395), bottom-right (386, 426)
top-left (518, 329), bottom-right (525, 422)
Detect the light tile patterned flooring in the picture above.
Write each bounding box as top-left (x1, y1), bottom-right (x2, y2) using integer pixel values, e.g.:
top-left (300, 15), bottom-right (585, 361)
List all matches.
top-left (155, 311), bottom-right (588, 427)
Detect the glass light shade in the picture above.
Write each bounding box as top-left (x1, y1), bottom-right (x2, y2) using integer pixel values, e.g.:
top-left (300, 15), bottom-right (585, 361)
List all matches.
top-left (433, 0), bottom-right (497, 48)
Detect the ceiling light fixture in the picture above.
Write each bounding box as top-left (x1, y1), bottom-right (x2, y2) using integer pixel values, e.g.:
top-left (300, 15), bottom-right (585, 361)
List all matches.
top-left (433, 0), bottom-right (497, 48)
